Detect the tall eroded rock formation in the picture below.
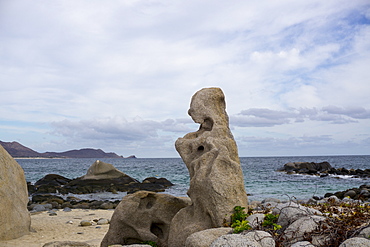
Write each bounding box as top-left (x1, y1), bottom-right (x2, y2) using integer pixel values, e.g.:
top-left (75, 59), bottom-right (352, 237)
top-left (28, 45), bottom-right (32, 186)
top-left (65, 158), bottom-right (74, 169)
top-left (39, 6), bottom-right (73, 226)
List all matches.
top-left (0, 145), bottom-right (31, 240)
top-left (168, 87), bottom-right (248, 247)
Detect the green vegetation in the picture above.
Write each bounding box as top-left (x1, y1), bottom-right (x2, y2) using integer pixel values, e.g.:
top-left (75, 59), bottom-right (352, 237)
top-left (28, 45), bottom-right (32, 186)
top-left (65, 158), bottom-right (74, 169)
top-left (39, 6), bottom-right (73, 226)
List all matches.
top-left (231, 219), bottom-right (252, 233)
top-left (261, 213), bottom-right (281, 231)
top-left (229, 206), bottom-right (252, 233)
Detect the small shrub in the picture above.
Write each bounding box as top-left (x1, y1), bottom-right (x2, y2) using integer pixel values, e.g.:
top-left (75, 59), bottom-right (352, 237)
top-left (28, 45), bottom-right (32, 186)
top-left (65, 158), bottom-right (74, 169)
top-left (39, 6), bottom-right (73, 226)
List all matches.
top-left (231, 220), bottom-right (252, 233)
top-left (231, 206), bottom-right (248, 223)
top-left (262, 213), bottom-right (281, 230)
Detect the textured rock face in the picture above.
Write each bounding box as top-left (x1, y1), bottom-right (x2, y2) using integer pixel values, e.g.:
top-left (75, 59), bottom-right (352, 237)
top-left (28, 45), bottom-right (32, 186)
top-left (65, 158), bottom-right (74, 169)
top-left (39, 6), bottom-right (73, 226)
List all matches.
top-left (101, 191), bottom-right (191, 247)
top-left (168, 87), bottom-right (248, 247)
top-left (185, 228), bottom-right (233, 247)
top-left (0, 145), bottom-right (31, 240)
top-left (81, 160), bottom-right (130, 180)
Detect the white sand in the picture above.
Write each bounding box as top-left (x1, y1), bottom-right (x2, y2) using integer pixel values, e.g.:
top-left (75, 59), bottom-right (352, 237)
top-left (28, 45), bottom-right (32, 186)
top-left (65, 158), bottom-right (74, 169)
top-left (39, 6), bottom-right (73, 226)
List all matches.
top-left (0, 209), bottom-right (114, 247)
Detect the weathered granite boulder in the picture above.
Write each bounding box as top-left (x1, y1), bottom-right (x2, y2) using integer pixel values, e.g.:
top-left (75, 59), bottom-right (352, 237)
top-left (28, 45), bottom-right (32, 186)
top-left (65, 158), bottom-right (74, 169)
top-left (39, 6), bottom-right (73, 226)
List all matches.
top-left (101, 191), bottom-right (191, 247)
top-left (242, 231), bottom-right (275, 247)
top-left (358, 226), bottom-right (370, 239)
top-left (81, 160), bottom-right (128, 180)
top-left (246, 213), bottom-right (265, 228)
top-left (283, 215), bottom-right (326, 245)
top-left (210, 234), bottom-right (262, 247)
top-left (0, 145), bottom-right (31, 240)
top-left (168, 88), bottom-right (249, 247)
top-left (339, 237), bottom-right (370, 246)
top-left (272, 202), bottom-right (322, 228)
top-left (43, 241), bottom-right (91, 246)
top-left (290, 241), bottom-right (315, 247)
top-left (185, 228), bottom-right (233, 247)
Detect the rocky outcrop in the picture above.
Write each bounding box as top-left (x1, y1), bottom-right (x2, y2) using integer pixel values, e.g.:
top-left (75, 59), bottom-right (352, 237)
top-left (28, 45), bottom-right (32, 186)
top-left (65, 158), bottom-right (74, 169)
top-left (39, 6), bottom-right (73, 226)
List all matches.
top-left (80, 160), bottom-right (128, 180)
top-left (0, 145), bottom-right (31, 240)
top-left (28, 160), bottom-right (173, 195)
top-left (168, 88), bottom-right (249, 247)
top-left (279, 161), bottom-right (370, 178)
top-left (324, 184), bottom-right (370, 201)
top-left (101, 191), bottom-right (191, 247)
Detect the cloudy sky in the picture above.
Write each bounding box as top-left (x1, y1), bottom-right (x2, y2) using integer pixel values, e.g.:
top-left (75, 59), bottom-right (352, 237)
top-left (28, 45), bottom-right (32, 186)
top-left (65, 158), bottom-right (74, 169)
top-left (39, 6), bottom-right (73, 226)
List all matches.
top-left (1, 0), bottom-right (370, 158)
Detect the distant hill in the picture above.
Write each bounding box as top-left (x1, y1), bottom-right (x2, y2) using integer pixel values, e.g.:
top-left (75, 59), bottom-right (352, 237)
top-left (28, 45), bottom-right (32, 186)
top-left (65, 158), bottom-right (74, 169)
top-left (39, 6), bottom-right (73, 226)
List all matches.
top-left (0, 141), bottom-right (134, 158)
top-left (0, 141), bottom-right (40, 157)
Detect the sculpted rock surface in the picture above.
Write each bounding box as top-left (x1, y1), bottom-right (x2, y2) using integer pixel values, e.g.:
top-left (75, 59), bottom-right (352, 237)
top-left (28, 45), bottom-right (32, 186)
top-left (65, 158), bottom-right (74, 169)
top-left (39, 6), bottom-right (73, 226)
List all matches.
top-left (0, 145), bottom-right (31, 240)
top-left (81, 160), bottom-right (131, 180)
top-left (101, 191), bottom-right (191, 247)
top-left (168, 88), bottom-right (249, 247)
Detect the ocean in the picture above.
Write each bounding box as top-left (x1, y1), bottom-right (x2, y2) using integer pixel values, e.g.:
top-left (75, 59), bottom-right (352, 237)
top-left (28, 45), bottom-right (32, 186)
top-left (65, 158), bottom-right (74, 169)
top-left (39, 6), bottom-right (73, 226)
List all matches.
top-left (17, 155), bottom-right (370, 202)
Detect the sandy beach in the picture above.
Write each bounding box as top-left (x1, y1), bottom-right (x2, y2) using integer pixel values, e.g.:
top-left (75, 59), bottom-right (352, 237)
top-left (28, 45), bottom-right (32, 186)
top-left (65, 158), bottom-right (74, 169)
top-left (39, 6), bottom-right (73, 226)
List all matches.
top-left (0, 209), bottom-right (114, 247)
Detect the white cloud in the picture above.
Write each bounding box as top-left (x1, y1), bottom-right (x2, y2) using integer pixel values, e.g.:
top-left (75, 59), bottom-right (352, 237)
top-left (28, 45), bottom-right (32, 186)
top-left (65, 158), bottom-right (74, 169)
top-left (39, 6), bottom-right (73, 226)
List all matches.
top-left (1, 0), bottom-right (370, 156)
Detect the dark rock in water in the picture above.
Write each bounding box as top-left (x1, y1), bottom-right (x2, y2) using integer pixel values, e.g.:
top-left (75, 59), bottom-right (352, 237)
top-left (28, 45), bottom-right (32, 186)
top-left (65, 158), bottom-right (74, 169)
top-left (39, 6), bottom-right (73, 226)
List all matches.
top-left (280, 161), bottom-right (370, 178)
top-left (32, 174), bottom-right (72, 194)
top-left (27, 160), bottom-right (174, 203)
top-left (32, 194), bottom-right (64, 204)
top-left (35, 174), bottom-right (72, 186)
top-left (62, 177), bottom-right (139, 194)
top-left (143, 177), bottom-right (174, 186)
top-left (281, 161), bottom-right (332, 173)
top-left (324, 184), bottom-right (370, 201)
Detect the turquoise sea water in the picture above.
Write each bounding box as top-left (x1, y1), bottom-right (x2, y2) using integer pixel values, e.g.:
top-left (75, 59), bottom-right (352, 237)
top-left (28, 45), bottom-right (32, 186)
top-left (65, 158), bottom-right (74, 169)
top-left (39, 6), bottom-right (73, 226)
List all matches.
top-left (17, 155), bottom-right (370, 202)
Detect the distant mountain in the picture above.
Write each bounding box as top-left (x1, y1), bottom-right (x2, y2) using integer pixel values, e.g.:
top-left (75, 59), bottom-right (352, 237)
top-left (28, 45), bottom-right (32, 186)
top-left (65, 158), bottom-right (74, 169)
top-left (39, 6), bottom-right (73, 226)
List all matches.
top-left (0, 141), bottom-right (132, 158)
top-left (0, 141), bottom-right (40, 157)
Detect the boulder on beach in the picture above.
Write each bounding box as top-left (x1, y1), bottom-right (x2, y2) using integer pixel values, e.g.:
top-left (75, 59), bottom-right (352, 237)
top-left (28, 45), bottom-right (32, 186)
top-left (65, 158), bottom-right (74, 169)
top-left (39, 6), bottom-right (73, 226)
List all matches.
top-left (0, 144), bottom-right (31, 240)
top-left (168, 88), bottom-right (249, 247)
top-left (101, 191), bottom-right (191, 247)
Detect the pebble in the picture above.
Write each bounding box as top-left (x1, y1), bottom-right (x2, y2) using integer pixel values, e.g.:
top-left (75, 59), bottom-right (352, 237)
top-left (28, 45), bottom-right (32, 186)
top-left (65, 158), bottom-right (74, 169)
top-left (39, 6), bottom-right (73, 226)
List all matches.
top-left (80, 220), bottom-right (92, 226)
top-left (63, 207), bottom-right (72, 212)
top-left (97, 218), bottom-right (110, 225)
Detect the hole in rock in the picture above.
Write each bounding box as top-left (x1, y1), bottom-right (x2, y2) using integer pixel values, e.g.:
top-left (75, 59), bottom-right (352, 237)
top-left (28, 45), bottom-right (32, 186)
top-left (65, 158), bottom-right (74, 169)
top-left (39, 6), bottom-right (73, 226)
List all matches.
top-left (197, 146), bottom-right (204, 151)
top-left (150, 223), bottom-right (164, 238)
